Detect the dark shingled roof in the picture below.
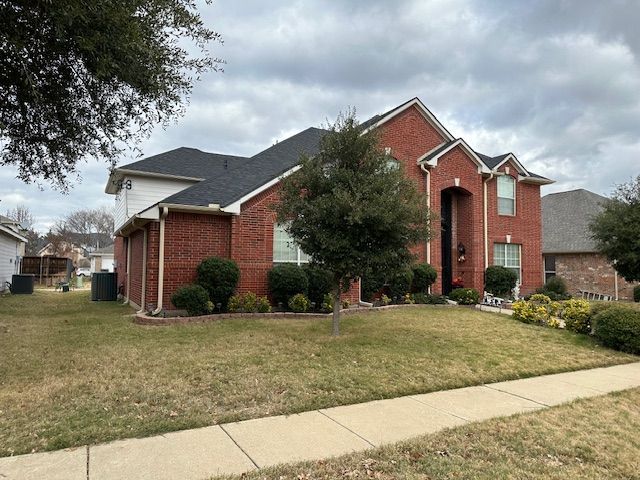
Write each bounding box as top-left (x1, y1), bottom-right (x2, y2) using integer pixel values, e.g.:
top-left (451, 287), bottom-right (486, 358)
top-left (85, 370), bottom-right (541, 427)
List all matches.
top-left (162, 127), bottom-right (327, 207)
top-left (121, 147), bottom-right (250, 180)
top-left (542, 189), bottom-right (609, 254)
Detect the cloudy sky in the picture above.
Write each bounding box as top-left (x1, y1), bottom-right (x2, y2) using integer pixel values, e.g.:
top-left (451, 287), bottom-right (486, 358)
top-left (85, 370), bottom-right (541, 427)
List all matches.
top-left (2, 0), bottom-right (639, 232)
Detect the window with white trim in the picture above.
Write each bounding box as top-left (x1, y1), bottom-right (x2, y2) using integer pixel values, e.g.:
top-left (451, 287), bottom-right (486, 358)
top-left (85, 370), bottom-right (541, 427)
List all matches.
top-left (273, 224), bottom-right (310, 265)
top-left (497, 175), bottom-right (515, 215)
top-left (494, 243), bottom-right (521, 283)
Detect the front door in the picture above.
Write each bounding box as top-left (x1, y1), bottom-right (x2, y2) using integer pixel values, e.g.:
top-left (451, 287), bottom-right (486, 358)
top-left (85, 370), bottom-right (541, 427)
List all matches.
top-left (441, 191), bottom-right (453, 295)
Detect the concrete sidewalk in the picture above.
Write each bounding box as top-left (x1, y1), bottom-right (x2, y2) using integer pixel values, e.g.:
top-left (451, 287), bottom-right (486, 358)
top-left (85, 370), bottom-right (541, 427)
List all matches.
top-left (2, 362), bottom-right (640, 480)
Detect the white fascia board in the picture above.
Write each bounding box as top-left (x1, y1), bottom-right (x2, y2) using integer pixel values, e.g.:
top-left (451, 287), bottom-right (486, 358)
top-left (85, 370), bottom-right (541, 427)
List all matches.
top-left (221, 165), bottom-right (302, 214)
top-left (420, 139), bottom-right (491, 174)
top-left (493, 154), bottom-right (529, 176)
top-left (416, 141), bottom-right (449, 164)
top-left (0, 224), bottom-right (28, 243)
top-left (361, 98), bottom-right (455, 142)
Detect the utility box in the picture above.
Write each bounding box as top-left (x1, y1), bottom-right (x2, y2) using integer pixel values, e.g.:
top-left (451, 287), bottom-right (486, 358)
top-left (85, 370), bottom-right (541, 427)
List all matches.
top-left (10, 274), bottom-right (34, 294)
top-left (91, 272), bottom-right (117, 301)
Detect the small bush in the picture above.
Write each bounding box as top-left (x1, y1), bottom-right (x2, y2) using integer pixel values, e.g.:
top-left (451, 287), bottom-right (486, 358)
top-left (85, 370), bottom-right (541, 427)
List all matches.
top-left (388, 269), bottom-right (414, 300)
top-left (634, 285), bottom-right (640, 303)
top-left (288, 293), bottom-right (310, 313)
top-left (449, 288), bottom-right (480, 305)
top-left (380, 294), bottom-right (391, 306)
top-left (485, 266), bottom-right (517, 297)
top-left (513, 294), bottom-right (560, 326)
top-left (321, 293), bottom-right (334, 313)
top-left (171, 284), bottom-right (210, 316)
top-left (412, 293), bottom-right (447, 304)
top-left (196, 257), bottom-right (240, 310)
top-left (228, 292), bottom-right (271, 313)
top-left (303, 265), bottom-right (334, 307)
top-left (561, 299), bottom-right (591, 334)
top-left (536, 277), bottom-right (571, 301)
top-left (402, 293), bottom-right (415, 304)
top-left (268, 264), bottom-right (309, 305)
top-left (342, 299), bottom-right (350, 309)
top-left (411, 264), bottom-right (437, 293)
top-left (593, 306), bottom-right (640, 354)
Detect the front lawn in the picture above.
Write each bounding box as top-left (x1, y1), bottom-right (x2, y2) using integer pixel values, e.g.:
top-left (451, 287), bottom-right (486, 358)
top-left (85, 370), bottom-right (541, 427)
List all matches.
top-left (221, 387), bottom-right (640, 480)
top-left (0, 290), bottom-right (635, 456)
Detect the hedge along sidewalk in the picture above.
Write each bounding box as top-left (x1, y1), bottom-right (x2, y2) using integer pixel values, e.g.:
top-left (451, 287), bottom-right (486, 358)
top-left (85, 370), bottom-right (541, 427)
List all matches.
top-left (134, 303), bottom-right (455, 325)
top-left (2, 362), bottom-right (639, 480)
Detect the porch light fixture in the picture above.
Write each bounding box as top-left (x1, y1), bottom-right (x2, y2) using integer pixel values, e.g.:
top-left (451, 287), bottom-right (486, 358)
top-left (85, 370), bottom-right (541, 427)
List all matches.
top-left (506, 234), bottom-right (512, 244)
top-left (454, 177), bottom-right (460, 187)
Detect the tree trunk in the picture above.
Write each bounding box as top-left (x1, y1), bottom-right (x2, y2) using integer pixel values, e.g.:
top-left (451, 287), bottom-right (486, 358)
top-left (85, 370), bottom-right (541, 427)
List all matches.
top-left (332, 286), bottom-right (341, 336)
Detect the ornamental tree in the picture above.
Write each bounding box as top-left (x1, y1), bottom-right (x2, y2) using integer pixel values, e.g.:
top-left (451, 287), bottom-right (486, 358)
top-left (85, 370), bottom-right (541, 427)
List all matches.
top-left (275, 111), bottom-right (431, 335)
top-left (0, 0), bottom-right (222, 190)
top-left (590, 175), bottom-right (640, 282)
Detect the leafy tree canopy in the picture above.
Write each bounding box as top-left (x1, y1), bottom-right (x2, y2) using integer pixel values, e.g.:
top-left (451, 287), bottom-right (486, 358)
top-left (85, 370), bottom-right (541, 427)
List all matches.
top-left (0, 0), bottom-right (222, 190)
top-left (275, 111), bottom-right (431, 334)
top-left (590, 175), bottom-right (640, 282)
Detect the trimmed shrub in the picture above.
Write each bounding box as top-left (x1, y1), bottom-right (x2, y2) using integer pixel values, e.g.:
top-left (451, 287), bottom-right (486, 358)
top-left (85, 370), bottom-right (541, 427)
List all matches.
top-left (485, 266), bottom-right (517, 297)
top-left (228, 292), bottom-right (271, 313)
top-left (288, 293), bottom-right (310, 313)
top-left (634, 285), bottom-right (640, 303)
top-left (449, 288), bottom-right (480, 305)
top-left (536, 276), bottom-right (571, 301)
top-left (593, 306), bottom-right (640, 354)
top-left (196, 257), bottom-right (240, 310)
top-left (561, 299), bottom-right (591, 334)
top-left (268, 264), bottom-right (309, 305)
top-left (387, 268), bottom-right (414, 301)
top-left (590, 301), bottom-right (617, 317)
top-left (412, 293), bottom-right (447, 304)
top-left (171, 284), bottom-right (210, 316)
top-left (303, 264), bottom-right (334, 307)
top-left (513, 294), bottom-right (560, 327)
top-left (411, 264), bottom-right (437, 293)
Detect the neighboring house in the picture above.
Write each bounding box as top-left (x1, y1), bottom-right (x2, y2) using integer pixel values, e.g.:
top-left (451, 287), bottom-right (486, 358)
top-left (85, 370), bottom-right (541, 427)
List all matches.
top-left (106, 97), bottom-right (552, 312)
top-left (89, 244), bottom-right (115, 273)
top-left (0, 215), bottom-right (27, 292)
top-left (37, 242), bottom-right (88, 267)
top-left (542, 188), bottom-right (637, 300)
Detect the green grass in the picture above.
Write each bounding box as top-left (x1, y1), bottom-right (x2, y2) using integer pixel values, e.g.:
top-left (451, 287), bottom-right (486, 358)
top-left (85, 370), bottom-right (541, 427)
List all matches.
top-left (0, 290), bottom-right (635, 456)
top-left (220, 388), bottom-right (640, 480)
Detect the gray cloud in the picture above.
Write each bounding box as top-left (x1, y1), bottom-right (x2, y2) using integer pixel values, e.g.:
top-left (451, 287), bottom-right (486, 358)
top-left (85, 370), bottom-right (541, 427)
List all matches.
top-left (1, 0), bottom-right (639, 232)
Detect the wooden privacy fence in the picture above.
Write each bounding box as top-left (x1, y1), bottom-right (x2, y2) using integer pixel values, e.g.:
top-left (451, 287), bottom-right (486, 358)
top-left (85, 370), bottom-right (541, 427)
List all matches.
top-left (21, 256), bottom-right (73, 286)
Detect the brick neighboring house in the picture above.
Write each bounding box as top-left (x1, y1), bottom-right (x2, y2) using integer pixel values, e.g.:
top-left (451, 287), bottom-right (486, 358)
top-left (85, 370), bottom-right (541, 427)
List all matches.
top-left (542, 188), bottom-right (637, 300)
top-left (107, 98), bottom-right (552, 313)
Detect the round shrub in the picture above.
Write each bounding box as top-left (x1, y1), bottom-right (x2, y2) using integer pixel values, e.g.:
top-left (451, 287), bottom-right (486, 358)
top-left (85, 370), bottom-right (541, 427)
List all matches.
top-left (536, 276), bottom-right (570, 300)
top-left (171, 284), bottom-right (210, 316)
top-left (387, 268), bottom-right (414, 300)
top-left (634, 285), bottom-right (640, 303)
top-left (303, 264), bottom-right (334, 307)
top-left (561, 299), bottom-right (591, 334)
top-left (288, 293), bottom-right (310, 313)
top-left (196, 257), bottom-right (240, 310)
top-left (228, 292), bottom-right (271, 313)
top-left (411, 264), bottom-right (437, 293)
top-left (449, 288), bottom-right (480, 305)
top-left (593, 306), bottom-right (640, 354)
top-left (485, 266), bottom-right (517, 297)
top-left (268, 264), bottom-right (309, 305)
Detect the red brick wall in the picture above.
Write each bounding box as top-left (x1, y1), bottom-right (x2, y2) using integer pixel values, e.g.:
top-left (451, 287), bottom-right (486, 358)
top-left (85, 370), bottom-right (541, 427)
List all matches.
top-left (161, 212), bottom-right (232, 308)
top-left (486, 162), bottom-right (543, 295)
top-left (555, 253), bottom-right (638, 301)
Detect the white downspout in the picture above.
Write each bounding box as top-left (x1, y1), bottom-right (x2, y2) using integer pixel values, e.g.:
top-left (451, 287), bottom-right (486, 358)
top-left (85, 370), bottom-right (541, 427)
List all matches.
top-left (137, 227), bottom-right (148, 313)
top-left (483, 173), bottom-right (495, 269)
top-left (614, 270), bottom-right (619, 301)
top-left (152, 207), bottom-right (169, 315)
top-left (420, 164), bottom-right (431, 264)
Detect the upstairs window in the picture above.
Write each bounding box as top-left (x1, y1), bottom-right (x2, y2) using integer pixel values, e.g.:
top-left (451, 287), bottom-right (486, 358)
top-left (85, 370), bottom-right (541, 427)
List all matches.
top-left (494, 243), bottom-right (521, 284)
top-left (497, 175), bottom-right (516, 215)
top-left (273, 224), bottom-right (310, 265)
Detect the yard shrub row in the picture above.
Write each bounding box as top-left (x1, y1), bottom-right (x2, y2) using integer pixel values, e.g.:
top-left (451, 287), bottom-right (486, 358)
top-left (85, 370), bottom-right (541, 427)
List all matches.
top-left (228, 292), bottom-right (271, 313)
top-left (268, 264), bottom-right (334, 310)
top-left (512, 294), bottom-right (560, 327)
top-left (593, 306), bottom-right (640, 354)
top-left (362, 263), bottom-right (438, 302)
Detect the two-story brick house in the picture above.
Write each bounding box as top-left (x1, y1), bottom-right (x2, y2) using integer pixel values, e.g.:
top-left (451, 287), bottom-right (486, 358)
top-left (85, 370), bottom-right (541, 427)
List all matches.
top-left (107, 98), bottom-right (552, 313)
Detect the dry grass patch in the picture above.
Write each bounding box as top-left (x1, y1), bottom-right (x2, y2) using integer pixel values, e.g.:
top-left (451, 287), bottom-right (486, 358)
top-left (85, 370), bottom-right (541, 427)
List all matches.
top-left (0, 290), bottom-right (635, 456)
top-left (220, 388), bottom-right (640, 480)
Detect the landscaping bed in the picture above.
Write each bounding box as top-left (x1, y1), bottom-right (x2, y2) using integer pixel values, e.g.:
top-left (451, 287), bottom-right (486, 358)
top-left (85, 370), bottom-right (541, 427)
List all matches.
top-left (0, 290), bottom-right (635, 457)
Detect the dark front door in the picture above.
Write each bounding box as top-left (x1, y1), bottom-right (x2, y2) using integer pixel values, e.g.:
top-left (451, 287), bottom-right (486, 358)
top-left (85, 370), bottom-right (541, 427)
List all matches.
top-left (441, 190), bottom-right (453, 295)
